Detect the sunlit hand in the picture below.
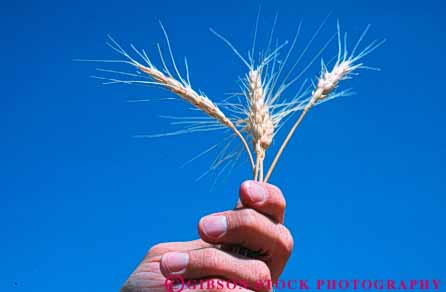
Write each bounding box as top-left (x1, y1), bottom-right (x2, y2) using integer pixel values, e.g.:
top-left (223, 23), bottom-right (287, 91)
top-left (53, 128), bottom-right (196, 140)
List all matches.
top-left (121, 181), bottom-right (293, 292)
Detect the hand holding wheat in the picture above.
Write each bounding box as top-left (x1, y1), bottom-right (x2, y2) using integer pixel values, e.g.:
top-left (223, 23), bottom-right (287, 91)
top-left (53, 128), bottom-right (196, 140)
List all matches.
top-left (82, 18), bottom-right (385, 288)
top-left (120, 180), bottom-right (293, 292)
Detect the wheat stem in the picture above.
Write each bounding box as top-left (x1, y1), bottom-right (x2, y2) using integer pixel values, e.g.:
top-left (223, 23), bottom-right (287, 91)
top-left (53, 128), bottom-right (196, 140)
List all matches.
top-left (232, 124), bottom-right (256, 173)
top-left (264, 100), bottom-right (314, 182)
top-left (254, 156), bottom-right (260, 181)
top-left (259, 158), bottom-right (264, 181)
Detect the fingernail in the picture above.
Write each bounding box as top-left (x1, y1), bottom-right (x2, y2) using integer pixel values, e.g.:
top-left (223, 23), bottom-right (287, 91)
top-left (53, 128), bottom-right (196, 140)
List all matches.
top-left (201, 215), bottom-right (227, 239)
top-left (161, 252), bottom-right (189, 274)
top-left (245, 181), bottom-right (267, 203)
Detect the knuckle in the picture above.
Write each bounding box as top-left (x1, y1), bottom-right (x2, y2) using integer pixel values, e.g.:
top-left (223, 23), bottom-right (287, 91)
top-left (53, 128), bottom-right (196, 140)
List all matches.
top-left (268, 184), bottom-right (286, 208)
top-left (254, 261), bottom-right (272, 282)
top-left (146, 242), bottom-right (168, 257)
top-left (200, 248), bottom-right (222, 269)
top-left (277, 225), bottom-right (294, 256)
top-left (276, 194), bottom-right (286, 211)
top-left (236, 208), bottom-right (259, 230)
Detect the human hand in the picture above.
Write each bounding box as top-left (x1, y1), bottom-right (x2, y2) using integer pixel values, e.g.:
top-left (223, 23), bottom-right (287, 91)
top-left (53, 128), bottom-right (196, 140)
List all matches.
top-left (121, 181), bottom-right (293, 292)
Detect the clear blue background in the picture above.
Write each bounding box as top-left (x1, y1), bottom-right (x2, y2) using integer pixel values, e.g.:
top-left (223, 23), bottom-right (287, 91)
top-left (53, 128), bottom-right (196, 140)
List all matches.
top-left (1, 0), bottom-right (445, 291)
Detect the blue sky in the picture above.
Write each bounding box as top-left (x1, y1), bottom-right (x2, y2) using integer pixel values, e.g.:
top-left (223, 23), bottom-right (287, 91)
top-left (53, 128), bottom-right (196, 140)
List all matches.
top-left (1, 0), bottom-right (445, 291)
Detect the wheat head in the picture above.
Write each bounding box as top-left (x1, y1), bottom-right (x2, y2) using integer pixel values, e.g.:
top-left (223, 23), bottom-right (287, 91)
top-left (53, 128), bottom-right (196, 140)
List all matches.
top-left (137, 64), bottom-right (231, 128)
top-left (247, 69), bottom-right (274, 153)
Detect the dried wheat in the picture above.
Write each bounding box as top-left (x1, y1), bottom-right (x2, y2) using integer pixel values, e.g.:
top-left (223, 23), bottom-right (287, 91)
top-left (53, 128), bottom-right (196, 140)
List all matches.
top-left (265, 23), bottom-right (385, 182)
